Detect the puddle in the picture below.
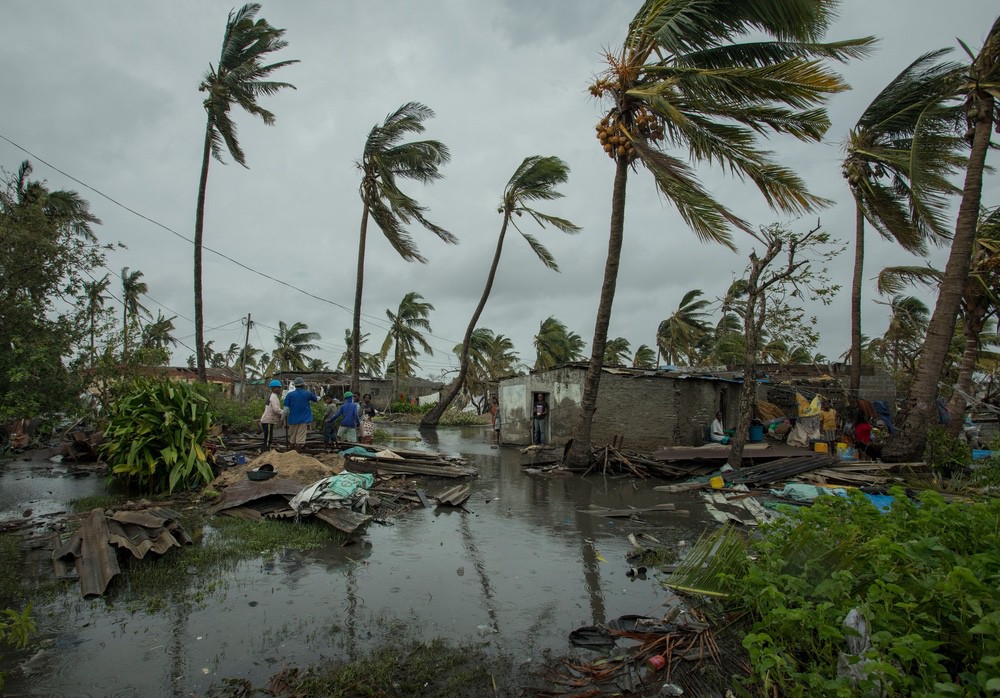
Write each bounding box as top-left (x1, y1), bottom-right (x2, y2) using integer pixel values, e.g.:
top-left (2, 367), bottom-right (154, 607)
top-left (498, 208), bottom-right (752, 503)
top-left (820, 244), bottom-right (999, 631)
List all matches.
top-left (1, 426), bottom-right (715, 696)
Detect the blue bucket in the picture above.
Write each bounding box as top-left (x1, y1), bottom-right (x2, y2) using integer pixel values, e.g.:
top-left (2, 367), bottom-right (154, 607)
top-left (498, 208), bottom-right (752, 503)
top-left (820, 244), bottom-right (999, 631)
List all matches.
top-left (748, 424), bottom-right (764, 443)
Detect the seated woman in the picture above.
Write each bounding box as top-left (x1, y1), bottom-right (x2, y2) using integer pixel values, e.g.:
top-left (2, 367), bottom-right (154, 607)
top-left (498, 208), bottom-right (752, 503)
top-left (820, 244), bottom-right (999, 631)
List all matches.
top-left (709, 411), bottom-right (729, 444)
top-left (853, 415), bottom-right (882, 460)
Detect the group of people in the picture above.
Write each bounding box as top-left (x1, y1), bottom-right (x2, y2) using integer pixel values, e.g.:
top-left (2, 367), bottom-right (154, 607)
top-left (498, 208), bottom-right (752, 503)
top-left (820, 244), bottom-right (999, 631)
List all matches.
top-left (488, 392), bottom-right (550, 446)
top-left (709, 399), bottom-right (884, 460)
top-left (259, 378), bottom-right (378, 451)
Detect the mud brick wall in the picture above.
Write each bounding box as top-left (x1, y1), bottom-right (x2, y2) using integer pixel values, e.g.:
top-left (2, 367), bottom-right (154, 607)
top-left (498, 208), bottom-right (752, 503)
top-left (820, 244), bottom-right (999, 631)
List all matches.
top-left (499, 368), bottom-right (744, 450)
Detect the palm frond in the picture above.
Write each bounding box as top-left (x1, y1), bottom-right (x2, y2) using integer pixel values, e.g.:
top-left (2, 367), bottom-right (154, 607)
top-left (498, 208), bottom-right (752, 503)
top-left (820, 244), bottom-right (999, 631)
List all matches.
top-left (662, 524), bottom-right (749, 598)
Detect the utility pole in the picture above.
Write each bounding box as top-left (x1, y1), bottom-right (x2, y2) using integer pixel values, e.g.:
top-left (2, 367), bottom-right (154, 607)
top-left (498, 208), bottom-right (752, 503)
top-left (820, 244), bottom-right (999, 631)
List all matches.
top-left (240, 313), bottom-right (252, 400)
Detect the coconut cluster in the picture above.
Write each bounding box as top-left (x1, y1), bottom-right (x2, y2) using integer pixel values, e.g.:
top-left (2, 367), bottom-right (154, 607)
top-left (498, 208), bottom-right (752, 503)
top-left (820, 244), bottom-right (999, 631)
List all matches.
top-left (595, 109), bottom-right (666, 161)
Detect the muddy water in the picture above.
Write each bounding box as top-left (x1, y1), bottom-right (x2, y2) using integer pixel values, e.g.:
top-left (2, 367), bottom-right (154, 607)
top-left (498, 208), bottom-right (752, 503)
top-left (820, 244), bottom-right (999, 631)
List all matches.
top-left (3, 426), bottom-right (715, 697)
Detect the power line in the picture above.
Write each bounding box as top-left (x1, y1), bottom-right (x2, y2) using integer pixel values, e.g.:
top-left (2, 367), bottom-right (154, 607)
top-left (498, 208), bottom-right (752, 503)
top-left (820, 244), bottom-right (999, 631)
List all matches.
top-left (0, 132), bottom-right (479, 364)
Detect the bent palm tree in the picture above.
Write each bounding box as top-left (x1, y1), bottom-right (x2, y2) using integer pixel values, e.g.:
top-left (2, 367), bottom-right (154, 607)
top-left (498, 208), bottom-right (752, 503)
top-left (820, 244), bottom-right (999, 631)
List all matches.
top-left (194, 3), bottom-right (297, 382)
top-left (381, 292), bottom-right (435, 400)
top-left (420, 156), bottom-right (579, 427)
top-left (534, 316), bottom-right (586, 370)
top-left (603, 337), bottom-right (631, 367)
top-left (887, 17), bottom-right (1000, 461)
top-left (657, 290), bottom-right (711, 366)
top-left (352, 102), bottom-right (454, 393)
top-left (567, 0), bottom-right (873, 467)
top-left (270, 321), bottom-right (320, 372)
top-left (842, 49), bottom-right (964, 394)
top-left (631, 344), bottom-right (656, 369)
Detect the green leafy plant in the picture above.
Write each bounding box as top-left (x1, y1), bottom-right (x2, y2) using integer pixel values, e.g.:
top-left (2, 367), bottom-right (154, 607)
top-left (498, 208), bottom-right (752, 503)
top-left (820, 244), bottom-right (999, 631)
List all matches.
top-left (100, 379), bottom-right (215, 493)
top-left (729, 489), bottom-right (1000, 696)
top-left (0, 605), bottom-right (34, 690)
top-left (923, 425), bottom-right (972, 475)
top-left (203, 391), bottom-right (262, 434)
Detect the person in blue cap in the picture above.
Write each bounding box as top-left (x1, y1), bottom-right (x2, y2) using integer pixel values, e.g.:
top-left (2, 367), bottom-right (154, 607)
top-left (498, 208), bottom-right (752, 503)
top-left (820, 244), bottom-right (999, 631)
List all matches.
top-left (283, 377), bottom-right (319, 449)
top-left (259, 379), bottom-right (284, 451)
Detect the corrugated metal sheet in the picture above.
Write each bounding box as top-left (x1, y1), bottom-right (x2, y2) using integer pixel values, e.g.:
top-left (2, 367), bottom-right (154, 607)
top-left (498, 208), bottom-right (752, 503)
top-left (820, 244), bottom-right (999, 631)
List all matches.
top-left (53, 509), bottom-right (121, 598)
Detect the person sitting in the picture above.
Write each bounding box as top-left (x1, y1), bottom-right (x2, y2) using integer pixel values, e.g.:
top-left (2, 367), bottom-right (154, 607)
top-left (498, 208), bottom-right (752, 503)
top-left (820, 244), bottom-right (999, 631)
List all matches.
top-left (709, 411), bottom-right (729, 444)
top-left (853, 415), bottom-right (882, 461)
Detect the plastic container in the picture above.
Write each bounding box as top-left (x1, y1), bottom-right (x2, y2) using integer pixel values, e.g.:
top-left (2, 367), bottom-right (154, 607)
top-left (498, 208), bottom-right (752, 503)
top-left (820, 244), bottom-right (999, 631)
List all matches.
top-left (813, 442), bottom-right (828, 453)
top-left (648, 654), bottom-right (667, 671)
top-left (709, 476), bottom-right (724, 489)
top-left (748, 424), bottom-right (764, 443)
top-left (836, 443), bottom-right (848, 456)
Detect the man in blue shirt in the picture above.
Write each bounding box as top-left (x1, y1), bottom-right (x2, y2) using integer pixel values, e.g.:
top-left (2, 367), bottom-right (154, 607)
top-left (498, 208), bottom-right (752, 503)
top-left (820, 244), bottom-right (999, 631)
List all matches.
top-left (283, 377), bottom-right (319, 448)
top-left (330, 391), bottom-right (362, 443)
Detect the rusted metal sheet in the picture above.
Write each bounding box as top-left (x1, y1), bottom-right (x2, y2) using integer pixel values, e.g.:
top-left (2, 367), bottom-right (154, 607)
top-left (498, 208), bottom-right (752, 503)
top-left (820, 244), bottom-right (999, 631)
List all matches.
top-left (207, 477), bottom-right (305, 515)
top-left (53, 508), bottom-right (120, 598)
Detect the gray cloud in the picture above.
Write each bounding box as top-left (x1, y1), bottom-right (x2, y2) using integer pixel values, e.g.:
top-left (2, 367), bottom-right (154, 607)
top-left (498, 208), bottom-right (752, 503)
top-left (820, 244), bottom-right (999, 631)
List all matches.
top-left (2, 0), bottom-right (998, 375)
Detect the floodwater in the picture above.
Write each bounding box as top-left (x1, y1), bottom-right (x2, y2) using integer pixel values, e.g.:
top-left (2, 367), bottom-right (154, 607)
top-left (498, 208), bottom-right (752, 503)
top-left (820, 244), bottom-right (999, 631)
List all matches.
top-left (2, 426), bottom-right (716, 697)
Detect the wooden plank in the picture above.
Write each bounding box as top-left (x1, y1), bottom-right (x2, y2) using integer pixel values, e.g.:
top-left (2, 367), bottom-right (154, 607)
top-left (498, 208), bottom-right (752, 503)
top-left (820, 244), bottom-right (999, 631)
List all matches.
top-left (578, 503), bottom-right (679, 518)
top-left (415, 489), bottom-right (432, 508)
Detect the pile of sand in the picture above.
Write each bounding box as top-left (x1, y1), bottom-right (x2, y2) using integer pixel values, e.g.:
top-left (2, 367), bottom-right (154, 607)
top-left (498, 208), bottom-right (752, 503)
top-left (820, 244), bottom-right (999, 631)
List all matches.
top-left (211, 450), bottom-right (345, 488)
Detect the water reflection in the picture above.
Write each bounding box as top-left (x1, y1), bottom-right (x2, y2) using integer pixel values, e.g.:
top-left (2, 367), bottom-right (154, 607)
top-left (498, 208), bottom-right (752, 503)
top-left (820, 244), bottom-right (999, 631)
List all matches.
top-left (4, 427), bottom-right (715, 697)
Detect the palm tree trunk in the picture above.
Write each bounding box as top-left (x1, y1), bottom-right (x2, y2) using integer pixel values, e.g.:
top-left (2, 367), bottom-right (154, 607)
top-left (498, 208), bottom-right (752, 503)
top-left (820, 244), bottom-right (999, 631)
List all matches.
top-left (420, 217), bottom-right (511, 428)
top-left (393, 343), bottom-right (400, 404)
top-left (352, 202), bottom-right (370, 394)
top-left (944, 299), bottom-right (987, 437)
top-left (194, 126), bottom-right (212, 383)
top-left (89, 311), bottom-right (96, 368)
top-left (849, 202), bottom-right (865, 396)
top-left (884, 92), bottom-right (994, 461)
top-left (566, 157), bottom-right (628, 467)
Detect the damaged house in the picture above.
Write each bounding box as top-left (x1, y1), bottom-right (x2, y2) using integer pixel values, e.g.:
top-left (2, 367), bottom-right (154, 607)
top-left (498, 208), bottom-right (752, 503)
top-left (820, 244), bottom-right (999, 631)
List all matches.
top-left (498, 362), bottom-right (896, 451)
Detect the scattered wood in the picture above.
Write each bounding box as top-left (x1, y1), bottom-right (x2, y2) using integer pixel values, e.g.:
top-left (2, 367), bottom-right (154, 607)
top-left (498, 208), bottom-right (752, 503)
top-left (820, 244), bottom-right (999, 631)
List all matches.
top-left (578, 503), bottom-right (688, 518)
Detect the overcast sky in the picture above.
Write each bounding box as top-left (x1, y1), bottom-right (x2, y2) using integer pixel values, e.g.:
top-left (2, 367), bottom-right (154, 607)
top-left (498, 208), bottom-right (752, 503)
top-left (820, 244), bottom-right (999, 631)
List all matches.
top-left (2, 1), bottom-right (998, 378)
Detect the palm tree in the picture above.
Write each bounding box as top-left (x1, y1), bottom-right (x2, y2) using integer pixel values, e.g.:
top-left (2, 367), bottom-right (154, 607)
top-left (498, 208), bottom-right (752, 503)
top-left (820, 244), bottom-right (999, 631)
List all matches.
top-left (82, 274), bottom-right (110, 366)
top-left (878, 208), bottom-right (1000, 431)
top-left (631, 344), bottom-right (656, 369)
top-left (270, 321), bottom-right (320, 372)
top-left (603, 337), bottom-right (631, 367)
top-left (12, 161), bottom-right (100, 241)
top-left (141, 312), bottom-right (178, 351)
top-left (656, 290), bottom-right (711, 366)
top-left (337, 329), bottom-right (384, 378)
top-left (235, 344), bottom-right (261, 379)
top-left (193, 4), bottom-right (297, 383)
top-left (140, 312), bottom-right (177, 366)
top-left (306, 357), bottom-right (329, 371)
top-left (120, 267), bottom-right (148, 358)
top-left (842, 49), bottom-right (964, 394)
top-left (887, 18), bottom-right (1000, 461)
top-left (420, 156), bottom-right (579, 427)
top-left (566, 0), bottom-right (873, 467)
top-left (380, 292), bottom-right (435, 399)
top-left (352, 102), bottom-right (454, 393)
top-left (534, 316), bottom-right (585, 370)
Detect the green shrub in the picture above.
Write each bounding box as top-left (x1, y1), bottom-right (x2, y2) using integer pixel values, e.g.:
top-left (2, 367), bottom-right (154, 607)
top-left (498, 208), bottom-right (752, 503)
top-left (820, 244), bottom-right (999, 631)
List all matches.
top-left (100, 379), bottom-right (215, 493)
top-left (438, 409), bottom-right (488, 426)
top-left (389, 400), bottom-right (434, 414)
top-left (924, 425), bottom-right (972, 475)
top-left (203, 391), bottom-right (262, 434)
top-left (732, 489), bottom-right (1000, 696)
